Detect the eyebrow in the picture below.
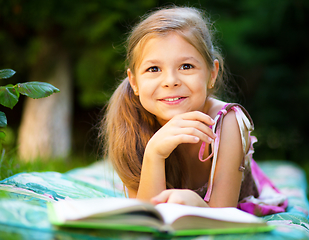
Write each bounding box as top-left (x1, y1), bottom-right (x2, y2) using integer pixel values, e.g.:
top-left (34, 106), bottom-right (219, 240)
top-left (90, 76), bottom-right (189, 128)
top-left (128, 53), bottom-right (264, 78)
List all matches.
top-left (178, 56), bottom-right (202, 65)
top-left (141, 60), bottom-right (161, 66)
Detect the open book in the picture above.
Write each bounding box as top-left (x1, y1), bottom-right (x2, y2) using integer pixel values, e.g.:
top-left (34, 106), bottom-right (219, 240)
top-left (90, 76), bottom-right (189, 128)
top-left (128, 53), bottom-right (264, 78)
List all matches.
top-left (47, 198), bottom-right (274, 236)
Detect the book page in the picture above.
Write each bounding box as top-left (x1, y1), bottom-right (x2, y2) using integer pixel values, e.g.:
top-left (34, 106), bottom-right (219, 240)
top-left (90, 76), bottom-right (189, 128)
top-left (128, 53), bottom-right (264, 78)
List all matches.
top-left (52, 198), bottom-right (160, 222)
top-left (155, 203), bottom-right (264, 225)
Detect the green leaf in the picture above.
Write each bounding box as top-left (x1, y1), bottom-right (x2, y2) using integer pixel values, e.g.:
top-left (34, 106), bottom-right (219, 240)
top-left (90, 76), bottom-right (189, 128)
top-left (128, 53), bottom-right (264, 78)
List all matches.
top-left (0, 69), bottom-right (16, 79)
top-left (16, 82), bottom-right (60, 99)
top-left (0, 131), bottom-right (6, 140)
top-left (0, 112), bottom-right (7, 128)
top-left (0, 85), bottom-right (19, 109)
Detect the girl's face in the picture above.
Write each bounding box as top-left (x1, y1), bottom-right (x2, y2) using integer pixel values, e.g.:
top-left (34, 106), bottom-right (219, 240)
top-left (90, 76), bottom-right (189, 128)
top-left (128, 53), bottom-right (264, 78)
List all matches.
top-left (128, 33), bottom-right (219, 125)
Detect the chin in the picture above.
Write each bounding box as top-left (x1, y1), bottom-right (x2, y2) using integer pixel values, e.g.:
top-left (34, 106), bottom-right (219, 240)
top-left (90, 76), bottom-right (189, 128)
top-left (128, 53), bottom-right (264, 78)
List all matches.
top-left (156, 112), bottom-right (185, 125)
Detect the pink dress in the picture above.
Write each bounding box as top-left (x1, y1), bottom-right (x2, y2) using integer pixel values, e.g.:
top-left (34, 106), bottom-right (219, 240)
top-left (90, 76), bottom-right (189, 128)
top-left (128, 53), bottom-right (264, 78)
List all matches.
top-left (196, 103), bottom-right (288, 216)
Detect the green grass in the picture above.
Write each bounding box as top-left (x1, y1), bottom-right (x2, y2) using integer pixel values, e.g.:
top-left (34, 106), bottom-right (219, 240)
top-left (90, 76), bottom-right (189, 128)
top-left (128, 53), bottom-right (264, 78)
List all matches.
top-left (0, 149), bottom-right (96, 181)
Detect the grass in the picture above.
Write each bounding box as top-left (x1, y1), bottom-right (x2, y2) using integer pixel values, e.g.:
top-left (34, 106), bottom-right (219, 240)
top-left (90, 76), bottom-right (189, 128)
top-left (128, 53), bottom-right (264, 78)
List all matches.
top-left (0, 149), bottom-right (96, 181)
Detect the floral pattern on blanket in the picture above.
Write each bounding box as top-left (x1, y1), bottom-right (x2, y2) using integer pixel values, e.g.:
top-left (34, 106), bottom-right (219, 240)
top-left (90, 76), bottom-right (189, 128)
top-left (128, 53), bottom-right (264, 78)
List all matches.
top-left (0, 160), bottom-right (308, 240)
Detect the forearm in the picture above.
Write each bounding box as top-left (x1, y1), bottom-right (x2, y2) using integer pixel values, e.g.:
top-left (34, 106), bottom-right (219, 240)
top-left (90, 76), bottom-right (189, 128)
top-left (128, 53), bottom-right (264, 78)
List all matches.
top-left (136, 150), bottom-right (166, 201)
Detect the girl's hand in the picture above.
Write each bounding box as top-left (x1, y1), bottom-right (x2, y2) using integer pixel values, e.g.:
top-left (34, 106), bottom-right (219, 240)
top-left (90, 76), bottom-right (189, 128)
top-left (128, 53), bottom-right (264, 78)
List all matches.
top-left (136, 111), bottom-right (216, 201)
top-left (151, 189), bottom-right (209, 207)
top-left (145, 111), bottom-right (216, 161)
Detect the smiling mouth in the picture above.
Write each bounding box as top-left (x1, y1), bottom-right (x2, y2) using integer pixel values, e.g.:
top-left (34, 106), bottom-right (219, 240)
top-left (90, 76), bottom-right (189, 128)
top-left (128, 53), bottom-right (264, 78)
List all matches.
top-left (159, 97), bottom-right (187, 103)
top-left (163, 97), bottom-right (183, 102)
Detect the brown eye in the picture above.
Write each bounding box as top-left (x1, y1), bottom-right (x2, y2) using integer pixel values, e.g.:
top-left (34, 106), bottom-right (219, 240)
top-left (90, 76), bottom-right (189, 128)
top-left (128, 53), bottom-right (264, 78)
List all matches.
top-left (147, 66), bottom-right (160, 72)
top-left (180, 64), bottom-right (194, 70)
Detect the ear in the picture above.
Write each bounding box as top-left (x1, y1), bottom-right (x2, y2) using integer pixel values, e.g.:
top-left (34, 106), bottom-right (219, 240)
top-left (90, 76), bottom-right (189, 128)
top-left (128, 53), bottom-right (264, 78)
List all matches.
top-left (127, 68), bottom-right (139, 95)
top-left (208, 59), bottom-right (219, 89)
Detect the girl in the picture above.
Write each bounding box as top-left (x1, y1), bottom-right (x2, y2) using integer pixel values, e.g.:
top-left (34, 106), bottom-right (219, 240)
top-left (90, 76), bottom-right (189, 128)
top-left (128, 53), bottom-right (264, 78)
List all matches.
top-left (101, 6), bottom-right (287, 216)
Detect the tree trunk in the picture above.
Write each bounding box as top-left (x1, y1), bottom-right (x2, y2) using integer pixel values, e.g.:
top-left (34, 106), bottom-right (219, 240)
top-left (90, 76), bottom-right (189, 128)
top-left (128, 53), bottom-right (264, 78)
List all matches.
top-left (18, 39), bottom-right (72, 161)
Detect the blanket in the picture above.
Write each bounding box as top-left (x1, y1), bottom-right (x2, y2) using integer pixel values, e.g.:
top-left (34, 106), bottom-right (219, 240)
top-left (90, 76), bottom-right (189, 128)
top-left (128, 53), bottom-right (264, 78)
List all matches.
top-left (0, 160), bottom-right (308, 239)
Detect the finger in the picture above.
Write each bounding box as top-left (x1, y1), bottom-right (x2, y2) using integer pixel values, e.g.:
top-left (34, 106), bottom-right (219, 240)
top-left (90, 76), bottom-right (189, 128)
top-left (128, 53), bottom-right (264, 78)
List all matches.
top-left (172, 129), bottom-right (213, 144)
top-left (172, 134), bottom-right (201, 144)
top-left (178, 111), bottom-right (215, 126)
top-left (150, 190), bottom-right (174, 205)
top-left (166, 192), bottom-right (187, 205)
top-left (177, 120), bottom-right (217, 140)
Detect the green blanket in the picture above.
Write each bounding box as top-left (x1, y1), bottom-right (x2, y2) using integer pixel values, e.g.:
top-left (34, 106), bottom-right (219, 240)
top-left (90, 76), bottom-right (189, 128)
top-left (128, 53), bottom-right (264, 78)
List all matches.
top-left (0, 160), bottom-right (308, 239)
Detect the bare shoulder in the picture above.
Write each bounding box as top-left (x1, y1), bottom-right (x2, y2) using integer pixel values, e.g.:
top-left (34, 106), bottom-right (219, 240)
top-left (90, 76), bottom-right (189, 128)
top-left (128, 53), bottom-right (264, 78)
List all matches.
top-left (206, 98), bottom-right (244, 134)
top-left (206, 97), bottom-right (227, 119)
top-left (219, 103), bottom-right (250, 152)
top-left (207, 97), bottom-right (241, 134)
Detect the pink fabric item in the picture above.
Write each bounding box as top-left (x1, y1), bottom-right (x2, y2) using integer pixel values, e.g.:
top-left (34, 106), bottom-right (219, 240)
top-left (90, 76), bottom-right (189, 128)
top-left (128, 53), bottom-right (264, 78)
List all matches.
top-left (198, 103), bottom-right (288, 216)
top-left (238, 201), bottom-right (287, 216)
top-left (238, 159), bottom-right (288, 216)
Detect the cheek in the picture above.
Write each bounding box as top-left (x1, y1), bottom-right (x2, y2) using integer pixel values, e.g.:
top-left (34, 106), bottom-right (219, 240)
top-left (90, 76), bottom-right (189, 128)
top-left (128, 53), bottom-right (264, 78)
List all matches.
top-left (192, 79), bottom-right (208, 95)
top-left (138, 95), bottom-right (155, 116)
top-left (137, 79), bottom-right (158, 96)
top-left (192, 81), bottom-right (208, 104)
top-left (137, 83), bottom-right (155, 107)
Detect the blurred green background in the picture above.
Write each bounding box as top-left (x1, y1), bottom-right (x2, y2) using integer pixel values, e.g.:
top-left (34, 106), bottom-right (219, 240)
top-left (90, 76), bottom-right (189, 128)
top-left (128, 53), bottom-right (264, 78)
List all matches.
top-left (0, 0), bottom-right (308, 180)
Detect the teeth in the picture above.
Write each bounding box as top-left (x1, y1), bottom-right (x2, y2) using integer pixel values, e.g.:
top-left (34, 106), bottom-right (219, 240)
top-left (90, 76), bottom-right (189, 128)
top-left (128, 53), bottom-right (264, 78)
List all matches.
top-left (164, 97), bottom-right (181, 102)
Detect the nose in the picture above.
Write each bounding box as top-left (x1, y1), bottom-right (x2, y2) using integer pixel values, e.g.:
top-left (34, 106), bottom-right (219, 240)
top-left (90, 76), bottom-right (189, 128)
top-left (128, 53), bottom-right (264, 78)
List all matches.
top-left (161, 70), bottom-right (181, 88)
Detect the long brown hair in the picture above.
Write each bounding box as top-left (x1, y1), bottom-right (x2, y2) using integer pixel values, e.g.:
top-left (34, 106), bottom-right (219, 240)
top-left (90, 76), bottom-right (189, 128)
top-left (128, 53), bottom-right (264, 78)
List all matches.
top-left (100, 6), bottom-right (225, 191)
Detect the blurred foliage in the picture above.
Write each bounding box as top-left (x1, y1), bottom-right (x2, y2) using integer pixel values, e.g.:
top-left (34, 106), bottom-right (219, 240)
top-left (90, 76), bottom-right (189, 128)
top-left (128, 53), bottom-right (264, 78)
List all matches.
top-left (0, 0), bottom-right (156, 107)
top-left (0, 150), bottom-right (93, 180)
top-left (0, 0), bottom-right (309, 167)
top-left (0, 68), bottom-right (59, 166)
